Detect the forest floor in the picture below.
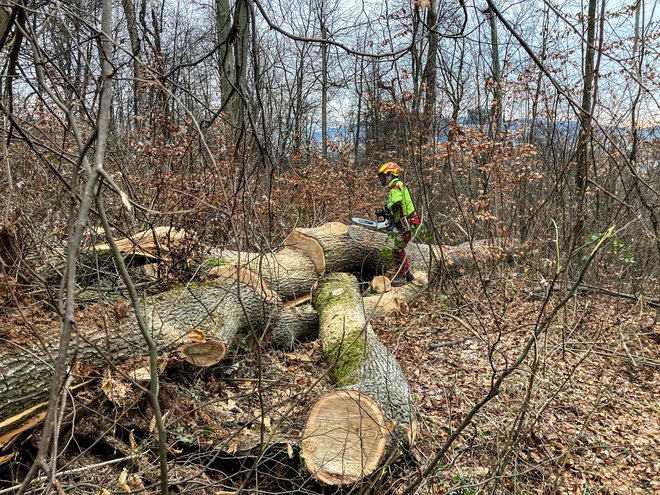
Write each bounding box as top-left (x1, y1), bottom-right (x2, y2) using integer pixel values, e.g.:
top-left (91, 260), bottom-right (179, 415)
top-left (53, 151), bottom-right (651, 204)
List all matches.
top-left (1, 262), bottom-right (658, 494)
top-left (379, 266), bottom-right (659, 494)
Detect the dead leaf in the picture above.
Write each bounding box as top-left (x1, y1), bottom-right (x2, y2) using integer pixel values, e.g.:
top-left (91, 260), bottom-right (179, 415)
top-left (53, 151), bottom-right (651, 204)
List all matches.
top-left (219, 399), bottom-right (237, 412)
top-left (149, 411), bottom-right (169, 435)
top-left (127, 474), bottom-right (144, 491)
top-left (117, 468), bottom-right (131, 493)
top-left (284, 352), bottom-right (313, 363)
top-left (100, 371), bottom-right (131, 407)
top-left (128, 430), bottom-right (137, 450)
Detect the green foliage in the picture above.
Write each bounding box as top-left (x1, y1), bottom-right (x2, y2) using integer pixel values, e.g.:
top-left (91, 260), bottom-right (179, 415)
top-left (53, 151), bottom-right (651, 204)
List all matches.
top-left (173, 426), bottom-right (195, 446)
top-left (585, 230), bottom-right (635, 265)
top-left (417, 223), bottom-right (435, 245)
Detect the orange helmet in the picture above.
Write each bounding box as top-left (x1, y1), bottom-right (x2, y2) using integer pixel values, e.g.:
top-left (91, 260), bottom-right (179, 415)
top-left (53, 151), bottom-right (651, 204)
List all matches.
top-left (378, 162), bottom-right (401, 186)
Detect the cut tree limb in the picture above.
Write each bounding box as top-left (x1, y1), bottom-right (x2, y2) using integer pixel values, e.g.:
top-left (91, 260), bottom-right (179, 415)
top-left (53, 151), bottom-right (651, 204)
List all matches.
top-left (363, 271), bottom-right (429, 318)
top-left (37, 227), bottom-right (189, 284)
top-left (301, 273), bottom-right (415, 486)
top-left (205, 247), bottom-right (319, 301)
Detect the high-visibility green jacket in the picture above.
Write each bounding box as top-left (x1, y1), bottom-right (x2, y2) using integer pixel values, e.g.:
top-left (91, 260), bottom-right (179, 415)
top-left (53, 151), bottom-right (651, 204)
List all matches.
top-left (386, 177), bottom-right (416, 222)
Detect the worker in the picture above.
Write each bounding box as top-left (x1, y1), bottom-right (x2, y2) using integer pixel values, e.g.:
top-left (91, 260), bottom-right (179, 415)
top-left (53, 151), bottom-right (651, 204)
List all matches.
top-left (377, 162), bottom-right (421, 286)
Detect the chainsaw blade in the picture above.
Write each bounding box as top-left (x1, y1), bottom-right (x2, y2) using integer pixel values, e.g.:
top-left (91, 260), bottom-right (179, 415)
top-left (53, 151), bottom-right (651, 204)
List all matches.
top-left (351, 217), bottom-right (391, 230)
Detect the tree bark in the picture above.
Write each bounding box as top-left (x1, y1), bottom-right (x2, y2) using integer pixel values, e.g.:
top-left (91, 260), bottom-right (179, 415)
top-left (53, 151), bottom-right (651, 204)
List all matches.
top-left (320, 18), bottom-right (328, 159)
top-left (37, 227), bottom-right (189, 284)
top-left (301, 273), bottom-right (415, 486)
top-left (207, 247), bottom-right (319, 301)
top-left (270, 270), bottom-right (430, 350)
top-left (4, 222), bottom-right (511, 444)
top-left (120, 0), bottom-right (143, 123)
top-left (0, 275), bottom-right (315, 428)
top-left (284, 222), bottom-right (511, 277)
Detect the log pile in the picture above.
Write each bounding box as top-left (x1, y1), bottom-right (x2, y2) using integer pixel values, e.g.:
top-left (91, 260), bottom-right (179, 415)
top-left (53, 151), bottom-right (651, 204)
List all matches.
top-left (0, 222), bottom-right (512, 485)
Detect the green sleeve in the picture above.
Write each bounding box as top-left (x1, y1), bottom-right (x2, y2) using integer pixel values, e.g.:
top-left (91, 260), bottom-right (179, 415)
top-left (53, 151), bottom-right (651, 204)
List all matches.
top-left (387, 187), bottom-right (403, 212)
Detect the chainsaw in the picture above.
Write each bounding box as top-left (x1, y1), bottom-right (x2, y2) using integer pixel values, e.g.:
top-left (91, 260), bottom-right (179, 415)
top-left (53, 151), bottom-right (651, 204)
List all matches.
top-left (351, 209), bottom-right (393, 230)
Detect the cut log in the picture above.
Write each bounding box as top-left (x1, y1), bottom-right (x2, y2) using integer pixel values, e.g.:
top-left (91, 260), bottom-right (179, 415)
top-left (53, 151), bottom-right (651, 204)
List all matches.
top-left (363, 271), bottom-right (429, 318)
top-left (285, 223), bottom-right (512, 278)
top-left (370, 275), bottom-right (391, 294)
top-left (205, 247), bottom-right (319, 301)
top-left (37, 227), bottom-right (189, 284)
top-left (0, 274), bottom-right (315, 426)
top-left (284, 222), bottom-right (384, 275)
top-left (269, 271), bottom-right (429, 349)
top-left (93, 227), bottom-right (188, 259)
top-left (268, 303), bottom-right (319, 350)
top-left (301, 273), bottom-right (414, 486)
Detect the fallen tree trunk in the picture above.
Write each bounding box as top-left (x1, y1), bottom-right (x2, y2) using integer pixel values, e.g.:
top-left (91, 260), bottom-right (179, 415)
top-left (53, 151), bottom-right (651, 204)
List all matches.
top-left (37, 227), bottom-right (189, 284)
top-left (205, 247), bottom-right (319, 301)
top-left (285, 222), bottom-right (512, 278)
top-left (4, 222), bottom-right (512, 447)
top-left (301, 273), bottom-right (415, 486)
top-left (0, 275), bottom-right (316, 429)
top-left (269, 270), bottom-right (430, 350)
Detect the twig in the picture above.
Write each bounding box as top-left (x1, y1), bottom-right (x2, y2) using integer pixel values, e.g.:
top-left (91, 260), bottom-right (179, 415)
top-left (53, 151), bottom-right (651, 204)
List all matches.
top-left (428, 336), bottom-right (472, 350)
top-left (579, 283), bottom-right (660, 308)
top-left (563, 344), bottom-right (660, 367)
top-left (0, 456), bottom-right (143, 495)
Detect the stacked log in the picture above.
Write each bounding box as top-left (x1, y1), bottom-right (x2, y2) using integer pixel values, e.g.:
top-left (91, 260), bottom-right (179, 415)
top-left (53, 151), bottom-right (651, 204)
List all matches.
top-left (0, 275), bottom-right (314, 433)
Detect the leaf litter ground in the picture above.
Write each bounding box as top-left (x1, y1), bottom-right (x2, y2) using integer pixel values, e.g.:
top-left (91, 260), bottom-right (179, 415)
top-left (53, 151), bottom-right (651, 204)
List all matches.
top-left (1, 264), bottom-right (657, 494)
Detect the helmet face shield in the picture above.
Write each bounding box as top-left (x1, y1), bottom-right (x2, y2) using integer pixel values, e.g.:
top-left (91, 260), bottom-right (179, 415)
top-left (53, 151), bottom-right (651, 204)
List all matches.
top-left (378, 172), bottom-right (387, 186)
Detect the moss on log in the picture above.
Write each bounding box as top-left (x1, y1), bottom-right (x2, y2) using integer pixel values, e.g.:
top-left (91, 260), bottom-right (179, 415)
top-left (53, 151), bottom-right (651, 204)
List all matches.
top-left (301, 273), bottom-right (414, 486)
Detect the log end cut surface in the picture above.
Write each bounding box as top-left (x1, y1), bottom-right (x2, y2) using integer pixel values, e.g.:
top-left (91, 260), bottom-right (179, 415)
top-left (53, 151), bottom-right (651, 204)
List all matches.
top-left (301, 389), bottom-right (389, 485)
top-left (176, 339), bottom-right (228, 367)
top-left (284, 231), bottom-right (326, 275)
